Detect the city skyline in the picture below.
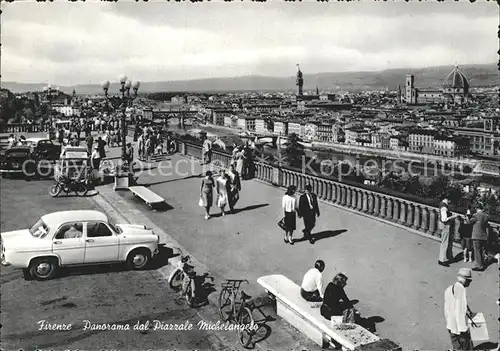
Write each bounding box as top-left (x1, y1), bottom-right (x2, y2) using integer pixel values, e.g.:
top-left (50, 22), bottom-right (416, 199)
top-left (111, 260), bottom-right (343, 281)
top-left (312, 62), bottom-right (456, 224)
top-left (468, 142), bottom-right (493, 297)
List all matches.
top-left (1, 1), bottom-right (497, 86)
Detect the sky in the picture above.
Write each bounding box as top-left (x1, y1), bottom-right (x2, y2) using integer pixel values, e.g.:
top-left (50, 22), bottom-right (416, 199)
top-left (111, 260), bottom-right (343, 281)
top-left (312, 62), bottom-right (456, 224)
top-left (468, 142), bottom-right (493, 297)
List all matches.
top-left (1, 1), bottom-right (497, 86)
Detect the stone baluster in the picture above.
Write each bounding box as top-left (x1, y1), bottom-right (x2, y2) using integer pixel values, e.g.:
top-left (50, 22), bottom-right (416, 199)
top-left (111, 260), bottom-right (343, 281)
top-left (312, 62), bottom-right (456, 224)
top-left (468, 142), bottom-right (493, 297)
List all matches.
top-left (340, 186), bottom-right (347, 206)
top-left (428, 209), bottom-right (437, 236)
top-left (379, 196), bottom-right (387, 218)
top-left (386, 198), bottom-right (393, 220)
top-left (356, 190), bottom-right (364, 211)
top-left (346, 188), bottom-right (353, 208)
top-left (392, 199), bottom-right (400, 222)
top-left (367, 193), bottom-right (374, 214)
top-left (405, 203), bottom-right (414, 227)
top-left (351, 188), bottom-right (358, 209)
top-left (398, 202), bottom-right (406, 225)
top-left (373, 194), bottom-right (380, 217)
top-left (362, 191), bottom-right (369, 213)
top-left (412, 205), bottom-right (421, 230)
top-left (331, 183), bottom-right (338, 203)
top-left (420, 207), bottom-right (429, 232)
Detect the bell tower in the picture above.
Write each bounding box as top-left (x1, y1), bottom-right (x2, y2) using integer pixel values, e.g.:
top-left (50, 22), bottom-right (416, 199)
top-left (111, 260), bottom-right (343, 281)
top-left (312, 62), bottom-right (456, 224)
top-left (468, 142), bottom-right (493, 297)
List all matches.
top-left (296, 63), bottom-right (303, 96)
top-left (405, 74), bottom-right (416, 104)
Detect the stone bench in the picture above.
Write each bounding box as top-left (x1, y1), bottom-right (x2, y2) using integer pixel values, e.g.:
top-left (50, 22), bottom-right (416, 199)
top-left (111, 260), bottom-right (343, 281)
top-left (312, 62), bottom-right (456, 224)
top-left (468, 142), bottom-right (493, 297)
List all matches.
top-left (257, 274), bottom-right (386, 350)
top-left (129, 186), bottom-right (165, 209)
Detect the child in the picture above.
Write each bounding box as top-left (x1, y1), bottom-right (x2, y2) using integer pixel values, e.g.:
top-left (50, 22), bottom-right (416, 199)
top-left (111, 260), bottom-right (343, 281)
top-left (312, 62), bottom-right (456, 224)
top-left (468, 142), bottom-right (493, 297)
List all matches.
top-left (458, 209), bottom-right (473, 263)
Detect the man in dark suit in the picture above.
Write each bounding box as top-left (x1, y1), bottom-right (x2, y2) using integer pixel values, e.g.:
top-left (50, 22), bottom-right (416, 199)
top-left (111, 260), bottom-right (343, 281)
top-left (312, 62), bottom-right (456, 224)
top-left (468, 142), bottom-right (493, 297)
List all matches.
top-left (467, 203), bottom-right (490, 271)
top-left (298, 184), bottom-right (320, 244)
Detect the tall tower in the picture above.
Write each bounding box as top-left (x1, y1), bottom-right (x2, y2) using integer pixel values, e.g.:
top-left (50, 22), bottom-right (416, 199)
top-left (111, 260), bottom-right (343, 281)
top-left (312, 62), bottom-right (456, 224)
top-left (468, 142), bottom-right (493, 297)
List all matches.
top-left (405, 74), bottom-right (416, 104)
top-left (397, 84), bottom-right (402, 104)
top-left (296, 63), bottom-right (303, 96)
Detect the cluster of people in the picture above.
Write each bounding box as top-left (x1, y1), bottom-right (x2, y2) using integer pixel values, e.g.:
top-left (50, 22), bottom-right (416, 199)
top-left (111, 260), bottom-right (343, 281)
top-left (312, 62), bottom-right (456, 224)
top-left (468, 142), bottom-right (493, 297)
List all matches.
top-left (438, 198), bottom-right (497, 271)
top-left (199, 165), bottom-right (242, 220)
top-left (137, 126), bottom-right (173, 161)
top-left (231, 142), bottom-right (255, 180)
top-left (6, 134), bottom-right (27, 148)
top-left (300, 260), bottom-right (357, 323)
top-left (281, 184), bottom-right (321, 245)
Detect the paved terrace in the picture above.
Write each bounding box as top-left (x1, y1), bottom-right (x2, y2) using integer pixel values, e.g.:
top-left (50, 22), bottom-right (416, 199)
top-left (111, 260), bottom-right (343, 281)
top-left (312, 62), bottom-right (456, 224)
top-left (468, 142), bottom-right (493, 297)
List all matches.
top-left (100, 153), bottom-right (498, 351)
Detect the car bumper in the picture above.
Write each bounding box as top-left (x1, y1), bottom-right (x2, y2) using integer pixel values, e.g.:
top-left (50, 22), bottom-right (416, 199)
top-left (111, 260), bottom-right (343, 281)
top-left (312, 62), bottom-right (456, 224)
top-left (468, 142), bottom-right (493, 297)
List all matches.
top-left (0, 169), bottom-right (24, 174)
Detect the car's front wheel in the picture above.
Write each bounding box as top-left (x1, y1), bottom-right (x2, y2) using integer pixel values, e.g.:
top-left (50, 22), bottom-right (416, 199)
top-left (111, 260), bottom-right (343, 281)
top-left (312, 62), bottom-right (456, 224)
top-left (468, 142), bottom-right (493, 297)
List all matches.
top-left (126, 248), bottom-right (150, 270)
top-left (28, 257), bottom-right (59, 280)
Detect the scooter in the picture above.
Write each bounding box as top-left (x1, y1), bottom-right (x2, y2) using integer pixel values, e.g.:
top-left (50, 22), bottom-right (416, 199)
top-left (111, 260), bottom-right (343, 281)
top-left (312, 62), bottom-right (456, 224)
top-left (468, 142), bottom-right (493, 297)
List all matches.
top-left (49, 175), bottom-right (88, 197)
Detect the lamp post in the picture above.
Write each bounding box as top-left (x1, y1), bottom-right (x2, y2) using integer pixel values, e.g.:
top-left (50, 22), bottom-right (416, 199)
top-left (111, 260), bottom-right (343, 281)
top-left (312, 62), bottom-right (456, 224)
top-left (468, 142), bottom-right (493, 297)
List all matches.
top-left (43, 84), bottom-right (60, 131)
top-left (101, 76), bottom-right (140, 162)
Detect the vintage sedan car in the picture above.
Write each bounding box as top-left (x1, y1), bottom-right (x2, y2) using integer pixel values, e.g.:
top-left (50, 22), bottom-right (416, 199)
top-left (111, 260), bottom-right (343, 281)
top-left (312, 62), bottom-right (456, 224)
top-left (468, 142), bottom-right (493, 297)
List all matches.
top-left (0, 146), bottom-right (53, 178)
top-left (26, 138), bottom-right (61, 161)
top-left (0, 210), bottom-right (160, 280)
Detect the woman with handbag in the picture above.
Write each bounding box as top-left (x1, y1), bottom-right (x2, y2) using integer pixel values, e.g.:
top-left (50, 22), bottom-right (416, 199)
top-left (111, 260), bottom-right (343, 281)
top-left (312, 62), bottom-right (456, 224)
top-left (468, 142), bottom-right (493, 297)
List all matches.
top-left (320, 273), bottom-right (357, 323)
top-left (282, 186), bottom-right (297, 245)
top-left (200, 171), bottom-right (214, 220)
top-left (228, 164), bottom-right (241, 213)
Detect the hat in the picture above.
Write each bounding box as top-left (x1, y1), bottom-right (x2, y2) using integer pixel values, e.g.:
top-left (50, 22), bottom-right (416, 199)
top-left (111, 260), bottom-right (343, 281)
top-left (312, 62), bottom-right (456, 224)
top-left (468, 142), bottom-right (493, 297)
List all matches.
top-left (442, 199), bottom-right (449, 205)
top-left (457, 268), bottom-right (472, 280)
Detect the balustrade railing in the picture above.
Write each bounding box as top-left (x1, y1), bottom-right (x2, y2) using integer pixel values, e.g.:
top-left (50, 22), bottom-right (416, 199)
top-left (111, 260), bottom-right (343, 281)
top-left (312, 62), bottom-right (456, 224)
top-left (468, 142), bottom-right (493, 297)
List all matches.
top-left (178, 140), bottom-right (500, 244)
top-left (1, 124), bottom-right (45, 133)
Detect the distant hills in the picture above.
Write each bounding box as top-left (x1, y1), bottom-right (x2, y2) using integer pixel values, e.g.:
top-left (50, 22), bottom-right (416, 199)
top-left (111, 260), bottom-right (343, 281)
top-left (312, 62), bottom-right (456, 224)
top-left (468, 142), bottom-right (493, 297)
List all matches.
top-left (2, 63), bottom-right (497, 95)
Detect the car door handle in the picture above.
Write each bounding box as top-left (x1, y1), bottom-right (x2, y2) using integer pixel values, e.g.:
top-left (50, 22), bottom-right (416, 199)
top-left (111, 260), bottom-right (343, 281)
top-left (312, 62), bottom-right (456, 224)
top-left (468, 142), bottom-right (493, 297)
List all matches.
top-left (86, 239), bottom-right (95, 243)
top-left (53, 241), bottom-right (62, 244)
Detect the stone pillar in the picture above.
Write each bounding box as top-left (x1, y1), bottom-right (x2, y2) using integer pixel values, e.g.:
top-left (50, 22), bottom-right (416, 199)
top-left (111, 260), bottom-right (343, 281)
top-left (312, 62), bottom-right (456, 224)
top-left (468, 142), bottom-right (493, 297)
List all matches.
top-left (412, 206), bottom-right (421, 230)
top-left (428, 210), bottom-right (437, 236)
top-left (379, 196), bottom-right (386, 218)
top-left (421, 207), bottom-right (429, 233)
top-left (398, 202), bottom-right (406, 225)
top-left (331, 184), bottom-right (337, 203)
top-left (272, 167), bottom-right (280, 185)
top-left (373, 194), bottom-right (380, 217)
top-left (392, 200), bottom-right (400, 222)
top-left (326, 182), bottom-right (332, 202)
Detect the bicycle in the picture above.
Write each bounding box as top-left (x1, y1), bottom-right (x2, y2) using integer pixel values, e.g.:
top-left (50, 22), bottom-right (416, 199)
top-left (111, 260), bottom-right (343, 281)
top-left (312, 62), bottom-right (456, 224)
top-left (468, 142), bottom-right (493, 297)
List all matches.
top-left (218, 279), bottom-right (257, 349)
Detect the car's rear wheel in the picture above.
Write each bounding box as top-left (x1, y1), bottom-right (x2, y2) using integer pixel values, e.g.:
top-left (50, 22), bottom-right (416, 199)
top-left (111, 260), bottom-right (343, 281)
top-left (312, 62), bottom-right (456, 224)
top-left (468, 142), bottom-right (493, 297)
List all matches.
top-left (29, 257), bottom-right (58, 281)
top-left (126, 248), bottom-right (150, 270)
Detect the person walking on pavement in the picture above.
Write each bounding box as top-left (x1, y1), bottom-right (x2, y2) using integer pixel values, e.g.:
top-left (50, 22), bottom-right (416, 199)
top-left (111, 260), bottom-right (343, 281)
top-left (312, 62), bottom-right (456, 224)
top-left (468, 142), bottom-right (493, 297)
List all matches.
top-left (137, 133), bottom-right (144, 161)
top-left (215, 169), bottom-right (230, 216)
top-left (458, 209), bottom-right (473, 263)
top-left (466, 203), bottom-right (490, 271)
top-left (227, 164), bottom-right (241, 213)
top-left (282, 185), bottom-right (297, 245)
top-left (85, 134), bottom-right (94, 156)
top-left (298, 184), bottom-right (321, 244)
top-left (90, 145), bottom-right (102, 170)
top-left (202, 136), bottom-right (212, 165)
top-left (200, 171), bottom-right (214, 220)
top-left (97, 136), bottom-right (106, 159)
top-left (300, 260), bottom-right (325, 302)
top-left (444, 268), bottom-right (474, 350)
top-left (438, 198), bottom-right (459, 267)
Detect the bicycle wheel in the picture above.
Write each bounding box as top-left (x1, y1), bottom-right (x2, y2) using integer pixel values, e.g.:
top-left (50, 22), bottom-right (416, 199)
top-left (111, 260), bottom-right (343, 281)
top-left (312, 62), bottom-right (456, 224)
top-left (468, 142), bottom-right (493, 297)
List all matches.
top-left (218, 288), bottom-right (233, 322)
top-left (168, 270), bottom-right (185, 291)
top-left (237, 307), bottom-right (256, 349)
top-left (75, 182), bottom-right (88, 197)
top-left (49, 183), bottom-right (62, 197)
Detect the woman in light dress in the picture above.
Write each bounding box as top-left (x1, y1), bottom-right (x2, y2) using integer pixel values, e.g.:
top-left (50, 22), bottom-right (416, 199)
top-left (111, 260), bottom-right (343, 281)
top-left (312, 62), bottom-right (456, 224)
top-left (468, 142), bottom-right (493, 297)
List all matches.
top-left (235, 147), bottom-right (245, 176)
top-left (282, 185), bottom-right (297, 245)
top-left (216, 169), bottom-right (230, 216)
top-left (200, 171), bottom-right (214, 220)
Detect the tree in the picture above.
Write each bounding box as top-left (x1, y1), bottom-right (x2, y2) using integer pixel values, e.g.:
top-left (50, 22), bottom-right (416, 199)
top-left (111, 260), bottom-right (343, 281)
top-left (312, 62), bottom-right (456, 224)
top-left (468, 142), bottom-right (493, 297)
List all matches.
top-left (285, 133), bottom-right (305, 167)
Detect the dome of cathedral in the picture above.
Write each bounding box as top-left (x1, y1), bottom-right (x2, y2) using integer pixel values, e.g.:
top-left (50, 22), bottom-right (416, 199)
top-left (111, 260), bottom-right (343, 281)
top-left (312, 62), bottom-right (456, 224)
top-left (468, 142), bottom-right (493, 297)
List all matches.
top-left (442, 66), bottom-right (469, 93)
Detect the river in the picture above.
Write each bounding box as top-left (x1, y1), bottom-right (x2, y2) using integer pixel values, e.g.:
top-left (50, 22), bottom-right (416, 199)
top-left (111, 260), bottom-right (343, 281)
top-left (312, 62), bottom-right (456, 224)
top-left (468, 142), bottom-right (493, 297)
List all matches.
top-left (167, 122), bottom-right (472, 179)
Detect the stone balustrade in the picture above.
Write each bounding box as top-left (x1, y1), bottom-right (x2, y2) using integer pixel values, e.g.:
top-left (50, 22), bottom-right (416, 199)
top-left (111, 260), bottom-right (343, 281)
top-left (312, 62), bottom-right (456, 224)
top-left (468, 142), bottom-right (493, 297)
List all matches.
top-left (178, 141), bottom-right (500, 244)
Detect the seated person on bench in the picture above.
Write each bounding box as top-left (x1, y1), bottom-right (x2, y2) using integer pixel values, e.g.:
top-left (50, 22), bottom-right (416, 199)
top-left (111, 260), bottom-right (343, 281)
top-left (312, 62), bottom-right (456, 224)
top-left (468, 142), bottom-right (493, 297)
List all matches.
top-left (320, 273), bottom-right (357, 323)
top-left (300, 260), bottom-right (325, 302)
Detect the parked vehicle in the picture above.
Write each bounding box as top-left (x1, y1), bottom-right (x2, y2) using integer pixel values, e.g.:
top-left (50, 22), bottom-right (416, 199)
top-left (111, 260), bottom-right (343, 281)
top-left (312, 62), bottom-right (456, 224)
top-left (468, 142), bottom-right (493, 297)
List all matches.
top-left (26, 138), bottom-right (61, 161)
top-left (0, 210), bottom-right (160, 280)
top-left (168, 254), bottom-right (197, 306)
top-left (49, 175), bottom-right (88, 197)
top-left (0, 146), bottom-right (48, 178)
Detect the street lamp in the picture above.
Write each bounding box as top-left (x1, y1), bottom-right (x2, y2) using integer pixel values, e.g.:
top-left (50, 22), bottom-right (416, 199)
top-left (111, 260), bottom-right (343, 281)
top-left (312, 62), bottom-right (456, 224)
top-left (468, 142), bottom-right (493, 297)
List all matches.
top-left (43, 84), bottom-right (60, 131)
top-left (101, 76), bottom-right (140, 163)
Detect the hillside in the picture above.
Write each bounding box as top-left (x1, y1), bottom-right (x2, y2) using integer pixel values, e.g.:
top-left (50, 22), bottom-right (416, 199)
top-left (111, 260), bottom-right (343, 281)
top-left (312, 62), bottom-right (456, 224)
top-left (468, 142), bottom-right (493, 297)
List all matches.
top-left (2, 63), bottom-right (497, 95)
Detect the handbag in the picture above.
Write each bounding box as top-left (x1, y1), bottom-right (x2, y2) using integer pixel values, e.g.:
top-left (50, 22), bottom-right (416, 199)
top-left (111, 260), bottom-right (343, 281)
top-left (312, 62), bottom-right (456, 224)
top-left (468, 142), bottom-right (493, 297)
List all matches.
top-left (198, 197), bottom-right (204, 207)
top-left (278, 217), bottom-right (287, 231)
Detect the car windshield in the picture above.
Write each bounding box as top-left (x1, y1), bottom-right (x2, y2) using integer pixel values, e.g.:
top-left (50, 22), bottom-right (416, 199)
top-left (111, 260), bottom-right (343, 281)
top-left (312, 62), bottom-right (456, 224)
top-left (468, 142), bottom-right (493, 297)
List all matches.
top-left (6, 151), bottom-right (29, 158)
top-left (107, 216), bottom-right (122, 234)
top-left (29, 219), bottom-right (50, 238)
